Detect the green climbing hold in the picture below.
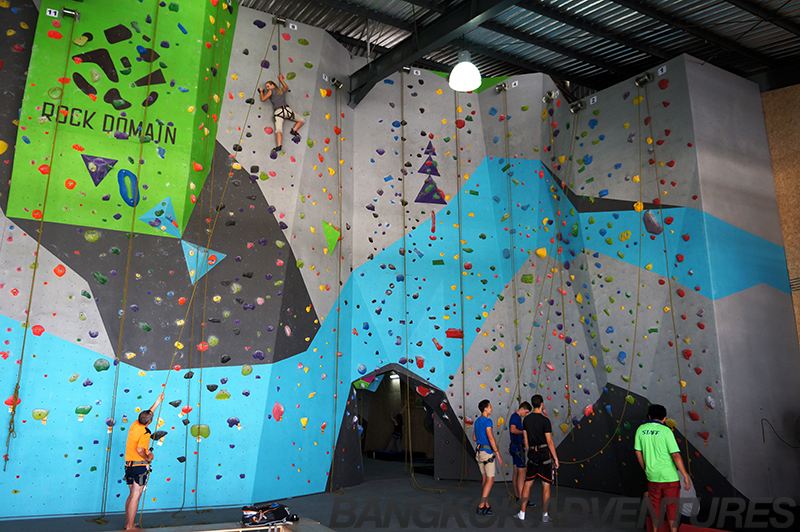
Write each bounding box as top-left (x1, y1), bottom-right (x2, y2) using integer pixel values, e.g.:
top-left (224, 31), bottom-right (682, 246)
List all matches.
top-left (84, 230), bottom-right (100, 243)
top-left (69, 373), bottom-right (80, 383)
top-left (92, 272), bottom-right (108, 284)
top-left (521, 105), bottom-right (529, 111)
top-left (625, 395), bottom-right (635, 405)
top-left (571, 222), bottom-right (579, 237)
top-left (306, 139), bottom-right (314, 148)
top-left (298, 38), bottom-right (308, 45)
top-left (286, 72), bottom-right (296, 80)
top-left (521, 274), bottom-right (534, 284)
top-left (139, 322), bottom-right (152, 332)
top-left (208, 335), bottom-right (219, 347)
top-left (93, 358), bottom-right (110, 372)
top-left (605, 365), bottom-right (613, 373)
top-left (190, 424), bottom-right (210, 439)
top-left (169, 2), bottom-right (179, 12)
top-left (304, 62), bottom-right (313, 68)
top-left (242, 365), bottom-right (253, 376)
top-left (260, 171), bottom-right (269, 181)
top-left (81, 290), bottom-right (91, 299)
top-left (215, 389), bottom-right (231, 400)
top-left (296, 260), bottom-right (304, 268)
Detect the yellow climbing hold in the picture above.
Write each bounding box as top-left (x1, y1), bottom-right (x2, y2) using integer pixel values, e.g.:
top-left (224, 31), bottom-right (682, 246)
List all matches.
top-left (175, 341), bottom-right (184, 349)
top-left (536, 247), bottom-right (547, 258)
top-left (328, 167), bottom-right (335, 176)
top-left (665, 418), bottom-right (678, 428)
top-left (623, 122), bottom-right (630, 129)
top-left (646, 137), bottom-right (653, 144)
top-left (576, 293), bottom-right (582, 304)
top-left (558, 155), bottom-right (566, 164)
top-left (559, 423), bottom-right (569, 434)
top-left (541, 109), bottom-right (548, 121)
top-left (319, 88), bottom-right (327, 98)
top-left (188, 106), bottom-right (195, 112)
top-left (232, 162), bottom-right (242, 170)
top-left (231, 74), bottom-right (238, 80)
top-left (619, 230), bottom-right (631, 242)
top-left (589, 355), bottom-right (597, 367)
top-left (0, 140), bottom-right (7, 156)
top-left (664, 306), bottom-right (670, 313)
top-left (634, 201), bottom-right (644, 212)
top-left (633, 95), bottom-right (643, 104)
top-left (632, 175), bottom-right (640, 182)
top-left (436, 89), bottom-right (443, 95)
top-left (645, 263), bottom-right (653, 270)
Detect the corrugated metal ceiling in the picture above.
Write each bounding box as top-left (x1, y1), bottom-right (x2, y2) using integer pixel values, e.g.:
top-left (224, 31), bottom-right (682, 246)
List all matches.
top-left (238, 0), bottom-right (800, 98)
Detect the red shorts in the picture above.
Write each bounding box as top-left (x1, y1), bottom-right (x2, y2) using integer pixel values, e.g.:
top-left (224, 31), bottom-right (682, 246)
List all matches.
top-left (647, 481), bottom-right (680, 527)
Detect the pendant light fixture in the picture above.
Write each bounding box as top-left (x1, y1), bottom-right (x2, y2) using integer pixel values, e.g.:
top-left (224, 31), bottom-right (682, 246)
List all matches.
top-left (448, 50), bottom-right (481, 92)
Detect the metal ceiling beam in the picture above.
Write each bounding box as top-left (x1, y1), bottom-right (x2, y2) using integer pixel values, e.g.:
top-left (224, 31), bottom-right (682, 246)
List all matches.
top-left (748, 59), bottom-right (800, 92)
top-left (608, 0), bottom-right (778, 68)
top-left (403, 0), bottom-right (446, 15)
top-left (723, 0), bottom-right (800, 39)
top-left (465, 43), bottom-right (601, 90)
top-left (347, 0), bottom-right (519, 107)
top-left (328, 31), bottom-right (452, 71)
top-left (515, 0), bottom-right (670, 61)
top-left (481, 20), bottom-right (637, 77)
top-left (307, 0), bottom-right (415, 32)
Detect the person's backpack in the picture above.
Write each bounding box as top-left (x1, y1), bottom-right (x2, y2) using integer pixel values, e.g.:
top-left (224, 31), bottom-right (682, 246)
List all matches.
top-left (241, 501), bottom-right (298, 527)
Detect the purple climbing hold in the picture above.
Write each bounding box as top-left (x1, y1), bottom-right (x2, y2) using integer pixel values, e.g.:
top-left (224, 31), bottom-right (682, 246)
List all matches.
top-left (253, 20), bottom-right (267, 28)
top-left (643, 210), bottom-right (663, 235)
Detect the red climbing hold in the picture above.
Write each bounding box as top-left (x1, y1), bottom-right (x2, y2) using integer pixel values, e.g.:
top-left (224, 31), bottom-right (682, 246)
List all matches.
top-left (333, 126), bottom-right (341, 135)
top-left (653, 198), bottom-right (660, 206)
top-left (445, 328), bottom-right (464, 338)
top-left (676, 254), bottom-right (684, 262)
top-left (65, 179), bottom-right (76, 190)
top-left (658, 79), bottom-right (669, 90)
top-left (682, 235), bottom-right (690, 241)
top-left (53, 264), bottom-right (66, 277)
top-left (664, 217), bottom-right (674, 225)
top-left (697, 322), bottom-right (705, 330)
top-left (193, 162), bottom-right (203, 171)
top-left (677, 288), bottom-right (685, 297)
top-left (32, 210), bottom-right (43, 220)
top-left (644, 116), bottom-right (651, 126)
top-left (662, 101), bottom-right (670, 107)
top-left (666, 161), bottom-right (675, 167)
top-left (38, 164), bottom-right (51, 175)
top-left (416, 386), bottom-right (430, 397)
top-left (688, 411), bottom-right (700, 421)
top-left (664, 129), bottom-right (671, 136)
top-left (32, 325), bottom-right (45, 336)
top-left (681, 394), bottom-right (687, 403)
top-left (455, 119), bottom-right (466, 129)
top-left (197, 342), bottom-right (209, 351)
top-left (658, 279), bottom-right (665, 285)
top-left (699, 432), bottom-right (709, 445)
top-left (47, 30), bottom-right (63, 39)
top-left (695, 367), bottom-right (703, 375)
top-left (683, 349), bottom-right (692, 360)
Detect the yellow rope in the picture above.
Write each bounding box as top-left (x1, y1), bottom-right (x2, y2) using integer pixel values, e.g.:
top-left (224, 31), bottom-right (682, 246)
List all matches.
top-left (3, 14), bottom-right (78, 475)
top-left (642, 83), bottom-right (692, 474)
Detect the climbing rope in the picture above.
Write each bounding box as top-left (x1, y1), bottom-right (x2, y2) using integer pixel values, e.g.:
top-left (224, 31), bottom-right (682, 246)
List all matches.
top-left (329, 77), bottom-right (347, 495)
top-left (452, 90), bottom-right (471, 489)
top-left (3, 15), bottom-right (78, 474)
top-left (642, 83), bottom-right (692, 475)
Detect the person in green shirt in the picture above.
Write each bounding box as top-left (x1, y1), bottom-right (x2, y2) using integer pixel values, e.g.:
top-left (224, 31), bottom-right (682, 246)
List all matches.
top-left (634, 404), bottom-right (692, 532)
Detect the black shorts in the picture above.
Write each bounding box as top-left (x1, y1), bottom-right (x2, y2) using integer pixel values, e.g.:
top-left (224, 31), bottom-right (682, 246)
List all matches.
top-left (525, 447), bottom-right (554, 484)
top-left (124, 465), bottom-right (149, 486)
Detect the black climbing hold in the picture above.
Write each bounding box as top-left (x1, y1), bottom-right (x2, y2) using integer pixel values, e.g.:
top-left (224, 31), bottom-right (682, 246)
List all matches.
top-left (220, 280), bottom-right (232, 286)
top-left (169, 400), bottom-right (181, 407)
top-left (233, 144), bottom-right (242, 152)
top-left (207, 384), bottom-right (218, 392)
top-left (73, 49), bottom-right (119, 82)
top-left (245, 98), bottom-right (255, 105)
top-left (242, 272), bottom-right (253, 278)
top-left (232, 328), bottom-right (241, 335)
top-left (202, 103), bottom-right (209, 113)
top-left (73, 72), bottom-right (97, 96)
top-left (152, 430), bottom-right (167, 440)
top-left (104, 24), bottom-right (132, 45)
top-left (184, 371), bottom-right (194, 379)
top-left (177, 456), bottom-right (187, 463)
top-left (225, 220), bottom-right (236, 226)
top-left (220, 355), bottom-right (231, 363)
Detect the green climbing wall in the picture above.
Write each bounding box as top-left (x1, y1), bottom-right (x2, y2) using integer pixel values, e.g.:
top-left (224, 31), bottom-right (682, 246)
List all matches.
top-left (7, 0), bottom-right (237, 237)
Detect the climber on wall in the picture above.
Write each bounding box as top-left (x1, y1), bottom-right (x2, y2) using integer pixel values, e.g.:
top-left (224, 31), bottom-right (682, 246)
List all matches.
top-left (258, 74), bottom-right (305, 154)
top-left (123, 392), bottom-right (163, 530)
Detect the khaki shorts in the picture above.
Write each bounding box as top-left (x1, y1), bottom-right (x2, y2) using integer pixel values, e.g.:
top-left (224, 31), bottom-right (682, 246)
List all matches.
top-left (274, 106), bottom-right (297, 131)
top-left (476, 450), bottom-right (496, 477)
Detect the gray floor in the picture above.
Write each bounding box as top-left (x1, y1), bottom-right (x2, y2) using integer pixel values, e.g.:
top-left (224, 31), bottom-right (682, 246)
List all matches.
top-left (0, 458), bottom-right (688, 531)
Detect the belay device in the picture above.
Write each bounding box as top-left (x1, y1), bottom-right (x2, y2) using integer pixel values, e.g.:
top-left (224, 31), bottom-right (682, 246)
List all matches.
top-left (242, 501), bottom-right (299, 527)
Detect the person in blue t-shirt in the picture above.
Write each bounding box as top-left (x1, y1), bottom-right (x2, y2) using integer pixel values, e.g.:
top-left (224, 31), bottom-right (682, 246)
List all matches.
top-left (473, 399), bottom-right (502, 515)
top-left (509, 401), bottom-right (532, 501)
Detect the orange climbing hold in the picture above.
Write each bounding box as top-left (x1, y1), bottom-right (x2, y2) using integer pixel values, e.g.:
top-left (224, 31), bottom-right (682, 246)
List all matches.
top-left (53, 264), bottom-right (66, 277)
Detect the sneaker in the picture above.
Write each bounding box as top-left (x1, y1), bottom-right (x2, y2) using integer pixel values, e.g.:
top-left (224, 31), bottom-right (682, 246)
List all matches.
top-left (542, 513), bottom-right (550, 523)
top-left (483, 506), bottom-right (493, 516)
top-left (290, 129), bottom-right (301, 139)
top-left (272, 145), bottom-right (282, 153)
top-left (476, 506), bottom-right (484, 515)
top-left (514, 511), bottom-right (525, 521)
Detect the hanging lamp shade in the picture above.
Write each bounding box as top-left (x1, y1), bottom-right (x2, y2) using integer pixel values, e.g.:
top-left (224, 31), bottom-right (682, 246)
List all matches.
top-left (448, 50), bottom-right (481, 92)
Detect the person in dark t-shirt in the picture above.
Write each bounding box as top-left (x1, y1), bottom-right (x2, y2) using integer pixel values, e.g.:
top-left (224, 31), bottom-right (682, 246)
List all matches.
top-left (508, 401), bottom-right (531, 501)
top-left (515, 394), bottom-right (559, 523)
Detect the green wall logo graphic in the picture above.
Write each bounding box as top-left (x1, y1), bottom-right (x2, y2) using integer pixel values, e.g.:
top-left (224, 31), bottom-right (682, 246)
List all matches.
top-left (8, 0), bottom-right (238, 237)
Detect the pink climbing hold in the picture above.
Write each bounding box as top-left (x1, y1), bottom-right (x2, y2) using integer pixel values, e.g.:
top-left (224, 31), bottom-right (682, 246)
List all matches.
top-left (273, 402), bottom-right (284, 421)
